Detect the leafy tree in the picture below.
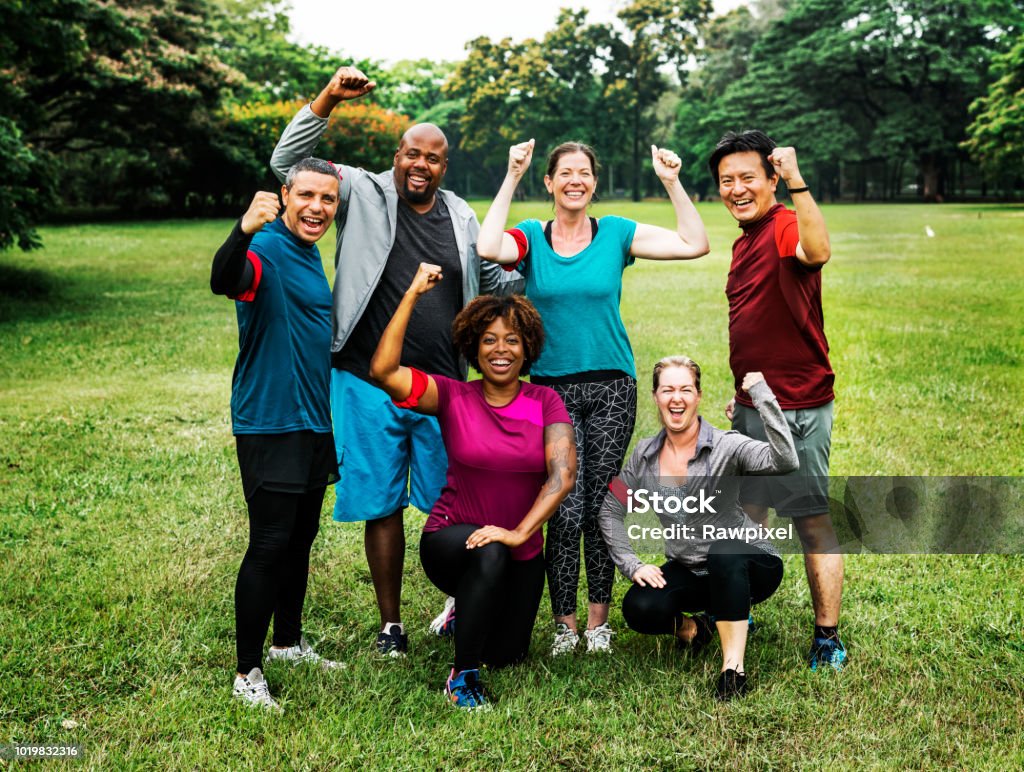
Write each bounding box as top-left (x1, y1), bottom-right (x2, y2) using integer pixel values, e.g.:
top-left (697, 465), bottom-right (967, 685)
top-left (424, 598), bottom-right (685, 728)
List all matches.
top-left (604, 0), bottom-right (713, 200)
top-left (963, 34), bottom-right (1024, 181)
top-left (702, 0), bottom-right (1024, 201)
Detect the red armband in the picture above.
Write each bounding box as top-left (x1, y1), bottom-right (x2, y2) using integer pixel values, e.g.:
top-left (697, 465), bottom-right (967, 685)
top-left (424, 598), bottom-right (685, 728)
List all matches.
top-left (608, 476), bottom-right (630, 506)
top-left (231, 250), bottom-right (263, 302)
top-left (392, 367), bottom-right (429, 409)
top-left (502, 228), bottom-right (528, 271)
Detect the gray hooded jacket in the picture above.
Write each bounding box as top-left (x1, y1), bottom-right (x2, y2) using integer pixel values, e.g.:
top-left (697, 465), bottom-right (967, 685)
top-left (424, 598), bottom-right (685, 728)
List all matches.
top-left (270, 105), bottom-right (522, 376)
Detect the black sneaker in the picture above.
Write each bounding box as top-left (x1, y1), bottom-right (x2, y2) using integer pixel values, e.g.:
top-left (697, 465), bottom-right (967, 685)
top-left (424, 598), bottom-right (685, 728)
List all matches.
top-left (376, 624), bottom-right (408, 658)
top-left (715, 669), bottom-right (748, 701)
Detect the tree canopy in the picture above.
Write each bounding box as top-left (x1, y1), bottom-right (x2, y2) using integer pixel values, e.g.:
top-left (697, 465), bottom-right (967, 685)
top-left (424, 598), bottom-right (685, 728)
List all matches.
top-left (2, 0), bottom-right (1022, 252)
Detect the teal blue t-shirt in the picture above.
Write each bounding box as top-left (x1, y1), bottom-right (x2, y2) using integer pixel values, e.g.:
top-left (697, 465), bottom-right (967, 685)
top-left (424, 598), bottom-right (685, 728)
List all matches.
top-left (231, 217), bottom-right (333, 434)
top-left (512, 216), bottom-right (638, 378)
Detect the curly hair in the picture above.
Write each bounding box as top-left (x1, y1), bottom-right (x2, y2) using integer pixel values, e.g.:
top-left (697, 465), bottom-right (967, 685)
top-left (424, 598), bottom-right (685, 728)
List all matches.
top-left (451, 294), bottom-right (545, 376)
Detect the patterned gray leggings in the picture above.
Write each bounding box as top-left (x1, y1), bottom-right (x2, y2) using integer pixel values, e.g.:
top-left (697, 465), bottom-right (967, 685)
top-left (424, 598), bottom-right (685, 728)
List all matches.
top-left (545, 376), bottom-right (637, 617)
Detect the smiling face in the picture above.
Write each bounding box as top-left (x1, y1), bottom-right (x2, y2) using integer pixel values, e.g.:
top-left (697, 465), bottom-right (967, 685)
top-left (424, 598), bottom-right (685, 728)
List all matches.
top-left (717, 150), bottom-right (778, 224)
top-left (280, 170), bottom-right (339, 244)
top-left (544, 150), bottom-right (596, 212)
top-left (477, 316), bottom-right (525, 387)
top-left (393, 124), bottom-right (448, 210)
top-left (653, 365), bottom-right (702, 435)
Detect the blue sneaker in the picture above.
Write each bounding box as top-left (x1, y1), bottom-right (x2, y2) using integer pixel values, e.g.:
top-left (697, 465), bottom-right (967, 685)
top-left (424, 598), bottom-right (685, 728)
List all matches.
top-left (444, 668), bottom-right (490, 710)
top-left (809, 637), bottom-right (847, 671)
top-left (748, 613), bottom-right (757, 635)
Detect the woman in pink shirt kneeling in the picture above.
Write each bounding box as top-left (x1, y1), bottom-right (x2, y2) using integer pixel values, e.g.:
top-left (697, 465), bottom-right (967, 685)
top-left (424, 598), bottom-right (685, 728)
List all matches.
top-left (370, 262), bottom-right (577, 710)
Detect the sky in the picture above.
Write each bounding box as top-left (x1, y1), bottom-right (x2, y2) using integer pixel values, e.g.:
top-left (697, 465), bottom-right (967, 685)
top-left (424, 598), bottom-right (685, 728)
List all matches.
top-left (288, 0), bottom-right (748, 64)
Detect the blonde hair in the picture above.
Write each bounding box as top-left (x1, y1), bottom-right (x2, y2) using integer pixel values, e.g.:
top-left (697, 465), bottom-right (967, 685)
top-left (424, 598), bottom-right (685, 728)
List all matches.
top-left (652, 355), bottom-right (702, 393)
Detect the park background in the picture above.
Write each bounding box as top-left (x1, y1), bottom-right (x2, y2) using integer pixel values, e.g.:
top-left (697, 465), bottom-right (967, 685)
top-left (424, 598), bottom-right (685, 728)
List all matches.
top-left (1, 0), bottom-right (1022, 768)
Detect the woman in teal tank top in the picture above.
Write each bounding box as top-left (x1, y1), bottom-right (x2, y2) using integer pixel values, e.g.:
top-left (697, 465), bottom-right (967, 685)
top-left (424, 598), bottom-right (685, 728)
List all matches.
top-left (475, 139), bottom-right (710, 655)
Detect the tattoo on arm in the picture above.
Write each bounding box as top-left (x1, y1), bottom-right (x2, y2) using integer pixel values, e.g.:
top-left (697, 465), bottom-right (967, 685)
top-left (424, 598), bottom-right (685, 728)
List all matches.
top-left (542, 422), bottom-right (576, 498)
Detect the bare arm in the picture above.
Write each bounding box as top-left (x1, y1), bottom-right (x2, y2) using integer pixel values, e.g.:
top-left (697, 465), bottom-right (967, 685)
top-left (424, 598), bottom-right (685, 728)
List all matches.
top-left (368, 262), bottom-right (441, 415)
top-left (477, 140), bottom-right (534, 263)
top-left (770, 146), bottom-right (830, 267)
top-left (465, 421), bottom-right (577, 549)
top-left (629, 146), bottom-right (710, 260)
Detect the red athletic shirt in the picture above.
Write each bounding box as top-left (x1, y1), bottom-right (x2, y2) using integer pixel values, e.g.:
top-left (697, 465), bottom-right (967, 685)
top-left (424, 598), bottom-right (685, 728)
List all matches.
top-left (727, 203), bottom-right (834, 409)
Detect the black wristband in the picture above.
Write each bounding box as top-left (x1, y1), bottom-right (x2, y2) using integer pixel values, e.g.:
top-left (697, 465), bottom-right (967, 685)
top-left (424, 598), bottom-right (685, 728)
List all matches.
top-left (788, 186), bottom-right (810, 194)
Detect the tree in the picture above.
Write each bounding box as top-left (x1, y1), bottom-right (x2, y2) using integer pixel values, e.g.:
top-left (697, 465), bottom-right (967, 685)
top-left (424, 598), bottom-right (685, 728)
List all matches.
top-left (963, 34), bottom-right (1024, 182)
top-left (702, 0), bottom-right (1024, 201)
top-left (604, 0), bottom-right (713, 200)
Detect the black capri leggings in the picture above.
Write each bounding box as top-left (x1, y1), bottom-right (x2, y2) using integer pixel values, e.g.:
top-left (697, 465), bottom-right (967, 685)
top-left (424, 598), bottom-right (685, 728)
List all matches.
top-left (234, 486), bottom-right (324, 674)
top-left (420, 524), bottom-right (545, 672)
top-left (622, 540), bottom-right (783, 634)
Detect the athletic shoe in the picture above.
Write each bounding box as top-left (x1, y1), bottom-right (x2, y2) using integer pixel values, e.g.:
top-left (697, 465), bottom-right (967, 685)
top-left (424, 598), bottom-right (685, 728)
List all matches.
top-left (809, 636), bottom-right (847, 671)
top-left (267, 635), bottom-right (345, 670)
top-left (232, 667), bottom-right (282, 712)
top-left (376, 623), bottom-right (408, 658)
top-left (715, 669), bottom-right (748, 701)
top-left (444, 668), bottom-right (490, 710)
top-left (584, 623), bottom-right (614, 653)
top-left (429, 596), bottom-right (456, 638)
top-left (550, 623), bottom-right (579, 656)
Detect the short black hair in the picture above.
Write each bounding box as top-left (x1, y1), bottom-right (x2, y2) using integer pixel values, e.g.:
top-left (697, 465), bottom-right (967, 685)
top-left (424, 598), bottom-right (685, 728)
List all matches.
top-left (707, 130), bottom-right (777, 185)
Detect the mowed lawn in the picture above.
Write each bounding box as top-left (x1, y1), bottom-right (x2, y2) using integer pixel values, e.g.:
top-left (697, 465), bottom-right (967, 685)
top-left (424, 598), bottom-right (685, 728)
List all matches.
top-left (1, 201), bottom-right (1022, 768)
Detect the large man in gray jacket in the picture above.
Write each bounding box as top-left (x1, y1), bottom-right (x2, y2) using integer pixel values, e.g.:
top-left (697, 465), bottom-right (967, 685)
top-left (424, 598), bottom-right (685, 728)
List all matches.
top-left (270, 66), bottom-right (516, 656)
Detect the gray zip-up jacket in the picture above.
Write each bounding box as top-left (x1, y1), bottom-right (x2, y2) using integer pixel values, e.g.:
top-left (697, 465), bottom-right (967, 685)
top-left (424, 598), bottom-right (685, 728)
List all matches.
top-left (597, 379), bottom-right (798, 579)
top-left (270, 105), bottom-right (521, 376)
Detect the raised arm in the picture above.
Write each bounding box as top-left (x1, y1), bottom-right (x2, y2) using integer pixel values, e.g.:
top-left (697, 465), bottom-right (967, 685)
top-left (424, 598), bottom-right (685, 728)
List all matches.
top-left (732, 372), bottom-right (798, 474)
top-left (769, 146), bottom-right (830, 267)
top-left (210, 191), bottom-right (280, 296)
top-left (368, 262), bottom-right (442, 414)
top-left (269, 66), bottom-right (376, 183)
top-left (465, 421), bottom-right (577, 550)
top-left (629, 146), bottom-right (710, 260)
top-left (477, 139), bottom-right (535, 264)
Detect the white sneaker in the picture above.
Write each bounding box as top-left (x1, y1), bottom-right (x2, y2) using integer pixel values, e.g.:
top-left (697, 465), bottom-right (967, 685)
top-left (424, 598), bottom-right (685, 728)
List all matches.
top-left (233, 667), bottom-right (281, 712)
top-left (551, 622), bottom-right (580, 656)
top-left (267, 635), bottom-right (345, 670)
top-left (584, 623), bottom-right (614, 653)
top-left (429, 596), bottom-right (457, 636)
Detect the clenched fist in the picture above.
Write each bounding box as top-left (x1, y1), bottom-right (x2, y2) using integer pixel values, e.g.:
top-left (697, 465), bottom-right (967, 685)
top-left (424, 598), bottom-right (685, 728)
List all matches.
top-left (240, 191), bottom-right (281, 235)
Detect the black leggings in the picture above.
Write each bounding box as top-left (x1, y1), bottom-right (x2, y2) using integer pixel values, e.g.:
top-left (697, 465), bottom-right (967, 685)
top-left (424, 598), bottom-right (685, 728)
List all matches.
top-left (622, 541), bottom-right (783, 635)
top-left (420, 524), bottom-right (545, 672)
top-left (235, 486), bottom-right (324, 673)
top-left (546, 376), bottom-right (637, 616)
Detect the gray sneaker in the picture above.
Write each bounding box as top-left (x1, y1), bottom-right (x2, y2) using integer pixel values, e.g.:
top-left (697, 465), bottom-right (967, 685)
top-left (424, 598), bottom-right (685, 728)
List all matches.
top-left (267, 635), bottom-right (345, 670)
top-left (232, 667), bottom-right (281, 712)
top-left (551, 622), bottom-right (580, 656)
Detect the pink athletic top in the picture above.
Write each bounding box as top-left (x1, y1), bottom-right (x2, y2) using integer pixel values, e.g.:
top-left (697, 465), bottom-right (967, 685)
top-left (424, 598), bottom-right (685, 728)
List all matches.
top-left (423, 375), bottom-right (572, 560)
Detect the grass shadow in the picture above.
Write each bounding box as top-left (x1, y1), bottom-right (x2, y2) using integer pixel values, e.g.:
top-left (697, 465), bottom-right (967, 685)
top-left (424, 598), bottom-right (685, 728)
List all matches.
top-left (0, 261), bottom-right (68, 324)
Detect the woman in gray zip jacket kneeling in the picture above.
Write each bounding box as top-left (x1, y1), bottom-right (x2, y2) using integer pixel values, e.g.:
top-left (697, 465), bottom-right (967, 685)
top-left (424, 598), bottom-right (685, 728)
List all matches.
top-left (597, 356), bottom-right (798, 701)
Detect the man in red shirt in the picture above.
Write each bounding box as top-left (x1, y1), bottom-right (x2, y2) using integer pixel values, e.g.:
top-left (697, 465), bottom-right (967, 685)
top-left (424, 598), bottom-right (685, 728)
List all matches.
top-left (709, 130), bottom-right (846, 671)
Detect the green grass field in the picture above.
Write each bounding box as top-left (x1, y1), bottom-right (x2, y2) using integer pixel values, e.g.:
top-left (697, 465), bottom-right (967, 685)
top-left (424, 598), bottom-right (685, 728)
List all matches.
top-left (1, 202), bottom-right (1022, 768)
